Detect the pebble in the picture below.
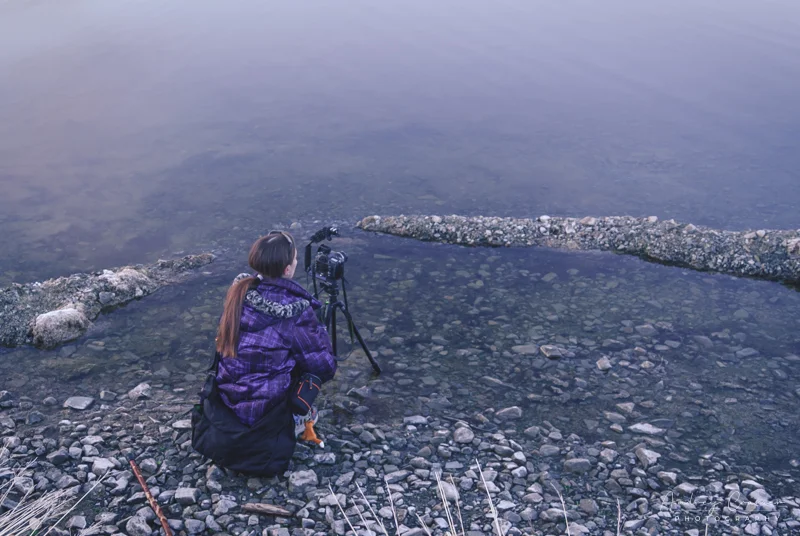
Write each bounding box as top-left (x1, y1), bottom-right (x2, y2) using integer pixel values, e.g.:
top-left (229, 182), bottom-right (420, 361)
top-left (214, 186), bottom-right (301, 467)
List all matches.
top-left (125, 516), bottom-right (152, 536)
top-left (128, 383), bottom-right (152, 400)
top-left (175, 487), bottom-right (200, 505)
top-left (564, 458), bottom-right (592, 473)
top-left (63, 396), bottom-right (95, 410)
top-left (453, 427), bottom-right (475, 444)
top-left (629, 423), bottom-right (666, 435)
top-left (495, 406), bottom-right (522, 420)
top-left (288, 470), bottom-right (318, 493)
top-left (596, 356), bottom-right (612, 371)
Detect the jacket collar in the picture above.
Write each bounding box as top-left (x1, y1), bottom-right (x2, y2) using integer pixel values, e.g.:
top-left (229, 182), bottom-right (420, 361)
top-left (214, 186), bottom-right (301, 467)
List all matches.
top-left (256, 276), bottom-right (321, 308)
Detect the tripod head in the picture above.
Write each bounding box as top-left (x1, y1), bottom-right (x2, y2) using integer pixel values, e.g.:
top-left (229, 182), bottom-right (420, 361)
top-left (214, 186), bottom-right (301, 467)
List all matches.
top-left (304, 226), bottom-right (339, 274)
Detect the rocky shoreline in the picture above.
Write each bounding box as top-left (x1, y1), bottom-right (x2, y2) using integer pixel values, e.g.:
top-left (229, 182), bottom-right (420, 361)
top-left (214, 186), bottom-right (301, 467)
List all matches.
top-left (1, 382), bottom-right (798, 536)
top-left (0, 254), bottom-right (215, 349)
top-left (356, 215), bottom-right (800, 286)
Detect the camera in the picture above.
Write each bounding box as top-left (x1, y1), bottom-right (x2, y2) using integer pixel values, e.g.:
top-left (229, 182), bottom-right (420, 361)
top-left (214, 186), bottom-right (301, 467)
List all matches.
top-left (313, 244), bottom-right (347, 283)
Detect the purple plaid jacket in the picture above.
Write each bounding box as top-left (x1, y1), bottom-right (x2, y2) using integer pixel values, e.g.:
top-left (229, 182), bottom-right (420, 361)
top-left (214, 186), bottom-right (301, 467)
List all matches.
top-left (216, 276), bottom-right (337, 426)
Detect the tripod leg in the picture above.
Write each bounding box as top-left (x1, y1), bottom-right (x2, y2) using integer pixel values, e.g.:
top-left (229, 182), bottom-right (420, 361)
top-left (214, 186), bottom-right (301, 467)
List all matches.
top-left (330, 305), bottom-right (338, 357)
top-left (336, 303), bottom-right (381, 375)
top-left (323, 303), bottom-right (337, 356)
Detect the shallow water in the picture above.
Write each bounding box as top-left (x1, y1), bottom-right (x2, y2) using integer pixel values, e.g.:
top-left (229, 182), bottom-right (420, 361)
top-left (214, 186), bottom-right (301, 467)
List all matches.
top-left (1, 227), bottom-right (798, 491)
top-left (1, 0), bottom-right (800, 494)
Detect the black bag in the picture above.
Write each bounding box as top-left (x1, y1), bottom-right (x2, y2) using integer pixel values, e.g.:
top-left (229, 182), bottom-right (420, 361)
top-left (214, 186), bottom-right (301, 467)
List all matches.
top-left (290, 373), bottom-right (322, 416)
top-left (191, 352), bottom-right (297, 477)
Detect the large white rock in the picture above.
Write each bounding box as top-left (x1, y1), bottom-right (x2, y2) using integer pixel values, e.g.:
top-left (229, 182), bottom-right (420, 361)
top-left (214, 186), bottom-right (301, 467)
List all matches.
top-left (32, 308), bottom-right (90, 348)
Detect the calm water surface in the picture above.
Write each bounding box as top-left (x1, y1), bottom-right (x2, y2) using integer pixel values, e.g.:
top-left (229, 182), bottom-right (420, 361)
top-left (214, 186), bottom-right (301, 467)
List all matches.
top-left (1, 0), bottom-right (800, 486)
top-left (2, 0), bottom-right (800, 282)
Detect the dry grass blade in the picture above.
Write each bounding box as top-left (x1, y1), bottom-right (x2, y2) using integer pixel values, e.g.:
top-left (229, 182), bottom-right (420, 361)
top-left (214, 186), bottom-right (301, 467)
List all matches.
top-left (448, 475), bottom-right (465, 536)
top-left (41, 472), bottom-right (110, 536)
top-left (384, 478), bottom-right (399, 536)
top-left (434, 472), bottom-right (457, 536)
top-left (616, 499), bottom-right (621, 536)
top-left (414, 513), bottom-right (432, 536)
top-left (350, 493), bottom-right (372, 536)
top-left (329, 485), bottom-right (359, 536)
top-left (356, 482), bottom-right (388, 536)
top-left (550, 482), bottom-right (571, 536)
top-left (475, 460), bottom-right (503, 536)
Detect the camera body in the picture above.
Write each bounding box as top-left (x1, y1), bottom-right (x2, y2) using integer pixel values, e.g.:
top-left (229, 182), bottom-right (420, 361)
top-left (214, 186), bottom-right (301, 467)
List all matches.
top-left (313, 244), bottom-right (348, 283)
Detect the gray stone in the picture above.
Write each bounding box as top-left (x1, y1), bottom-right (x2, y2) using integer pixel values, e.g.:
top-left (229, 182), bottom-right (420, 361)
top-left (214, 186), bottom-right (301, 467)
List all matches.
top-left (335, 472), bottom-right (354, 487)
top-left (635, 324), bottom-right (657, 336)
top-left (635, 447), bottom-right (661, 468)
top-left (63, 396), bottom-right (94, 410)
top-left (288, 470), bottom-right (318, 493)
top-left (46, 449), bottom-right (70, 466)
top-left (453, 427), bottom-right (475, 444)
top-left (91, 458), bottom-right (116, 477)
top-left (314, 452), bottom-right (336, 465)
top-left (495, 406), bottom-right (522, 420)
top-left (629, 423), bottom-right (666, 435)
top-left (623, 520), bottom-right (645, 531)
top-left (736, 348), bottom-right (759, 358)
top-left (185, 520), bottom-right (206, 535)
top-left (171, 419), bottom-right (192, 430)
top-left (359, 430), bottom-right (376, 444)
top-left (139, 458), bottom-right (158, 474)
top-left (128, 383), bottom-right (152, 400)
top-left (403, 415), bottom-right (428, 425)
top-left (596, 356), bottom-right (612, 370)
top-left (26, 411), bottom-right (45, 424)
top-left (67, 516), bottom-right (87, 530)
top-left (564, 458), bottom-right (592, 474)
top-left (604, 411), bottom-right (626, 424)
top-left (579, 499), bottom-right (598, 515)
top-left (214, 499), bottom-right (238, 516)
top-left (540, 445), bottom-right (560, 457)
top-left (385, 470), bottom-right (411, 484)
top-left (175, 487), bottom-right (200, 505)
top-left (511, 344), bottom-right (539, 355)
top-left (658, 471), bottom-right (678, 485)
top-left (125, 516), bottom-right (152, 536)
top-left (675, 483), bottom-right (697, 495)
top-left (438, 481), bottom-right (459, 502)
top-left (539, 345), bottom-right (564, 359)
top-left (599, 449), bottom-right (618, 464)
top-left (32, 308), bottom-right (90, 349)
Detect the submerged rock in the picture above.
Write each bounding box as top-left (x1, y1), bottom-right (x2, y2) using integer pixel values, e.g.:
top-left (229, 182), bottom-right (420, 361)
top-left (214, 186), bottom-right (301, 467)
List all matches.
top-left (0, 253), bottom-right (214, 348)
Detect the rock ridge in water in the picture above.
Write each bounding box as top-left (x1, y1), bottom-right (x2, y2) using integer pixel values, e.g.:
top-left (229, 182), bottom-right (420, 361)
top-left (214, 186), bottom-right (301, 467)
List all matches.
top-left (0, 253), bottom-right (215, 348)
top-left (357, 214), bottom-right (800, 285)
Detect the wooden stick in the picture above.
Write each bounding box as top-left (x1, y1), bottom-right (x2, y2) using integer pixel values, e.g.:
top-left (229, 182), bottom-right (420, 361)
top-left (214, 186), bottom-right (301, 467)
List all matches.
top-left (127, 455), bottom-right (173, 536)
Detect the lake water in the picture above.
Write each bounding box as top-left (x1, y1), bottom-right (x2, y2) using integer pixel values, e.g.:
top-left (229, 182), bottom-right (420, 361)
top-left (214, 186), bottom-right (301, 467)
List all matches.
top-left (1, 0), bottom-right (800, 493)
top-left (2, 0), bottom-right (800, 284)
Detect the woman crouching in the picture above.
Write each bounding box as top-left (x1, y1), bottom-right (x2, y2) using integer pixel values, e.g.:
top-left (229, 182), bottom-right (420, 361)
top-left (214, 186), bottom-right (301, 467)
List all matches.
top-left (192, 231), bottom-right (337, 476)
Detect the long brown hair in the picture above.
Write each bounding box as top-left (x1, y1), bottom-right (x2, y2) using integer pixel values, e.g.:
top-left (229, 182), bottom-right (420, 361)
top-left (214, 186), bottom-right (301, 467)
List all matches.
top-left (216, 231), bottom-right (297, 357)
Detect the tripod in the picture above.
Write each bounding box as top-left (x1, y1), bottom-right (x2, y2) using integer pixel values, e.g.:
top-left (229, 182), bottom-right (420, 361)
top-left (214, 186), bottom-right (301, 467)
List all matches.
top-left (318, 279), bottom-right (381, 375)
